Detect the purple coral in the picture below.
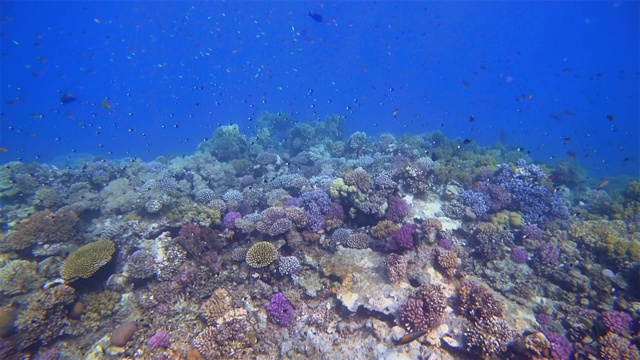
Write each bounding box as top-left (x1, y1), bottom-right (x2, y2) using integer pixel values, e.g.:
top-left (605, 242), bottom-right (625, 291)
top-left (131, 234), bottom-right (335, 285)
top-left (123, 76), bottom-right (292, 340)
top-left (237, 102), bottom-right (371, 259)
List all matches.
top-left (456, 190), bottom-right (490, 219)
top-left (475, 181), bottom-right (511, 211)
top-left (297, 190), bottom-right (332, 231)
top-left (222, 211), bottom-right (242, 229)
top-left (493, 160), bottom-right (569, 223)
top-left (511, 248), bottom-right (528, 264)
top-left (179, 222), bottom-right (201, 242)
top-left (266, 292), bottom-right (295, 326)
top-left (537, 242), bottom-right (560, 266)
top-left (326, 202), bottom-right (345, 221)
top-left (522, 223), bottom-right (544, 241)
top-left (385, 196), bottom-right (411, 221)
top-left (541, 329), bottom-right (573, 360)
top-left (391, 223), bottom-right (417, 250)
top-left (147, 331), bottom-right (171, 349)
top-left (602, 310), bottom-right (633, 336)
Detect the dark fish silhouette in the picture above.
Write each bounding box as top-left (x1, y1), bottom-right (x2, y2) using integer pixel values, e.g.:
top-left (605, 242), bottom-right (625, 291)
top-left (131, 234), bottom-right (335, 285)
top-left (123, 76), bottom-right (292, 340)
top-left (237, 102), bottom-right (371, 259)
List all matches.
top-left (60, 93), bottom-right (76, 104)
top-left (308, 11), bottom-right (323, 22)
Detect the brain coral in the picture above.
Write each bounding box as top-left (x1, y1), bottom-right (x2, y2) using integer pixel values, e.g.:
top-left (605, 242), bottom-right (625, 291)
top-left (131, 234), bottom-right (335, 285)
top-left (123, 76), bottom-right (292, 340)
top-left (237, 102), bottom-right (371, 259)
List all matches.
top-left (245, 242), bottom-right (278, 268)
top-left (60, 239), bottom-right (115, 280)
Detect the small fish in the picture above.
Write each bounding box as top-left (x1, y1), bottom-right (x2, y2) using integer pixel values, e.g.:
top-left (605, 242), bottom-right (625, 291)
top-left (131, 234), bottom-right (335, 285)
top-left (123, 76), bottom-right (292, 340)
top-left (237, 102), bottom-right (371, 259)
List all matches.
top-left (60, 93), bottom-right (77, 104)
top-left (463, 138), bottom-right (473, 145)
top-left (567, 151), bottom-right (576, 159)
top-left (101, 101), bottom-right (112, 109)
top-left (597, 179), bottom-right (609, 189)
top-left (563, 137), bottom-right (571, 143)
top-left (606, 114), bottom-right (614, 122)
top-left (0, 147), bottom-right (8, 153)
top-left (462, 80), bottom-right (469, 89)
top-left (468, 115), bottom-right (475, 123)
top-left (308, 11), bottom-right (323, 22)
top-left (394, 329), bottom-right (428, 346)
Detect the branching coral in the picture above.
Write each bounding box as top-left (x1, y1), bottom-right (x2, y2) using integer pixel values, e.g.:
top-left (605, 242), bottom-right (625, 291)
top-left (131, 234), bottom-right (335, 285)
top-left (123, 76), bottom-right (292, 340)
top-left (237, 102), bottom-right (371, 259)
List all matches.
top-left (399, 284), bottom-right (446, 332)
top-left (5, 209), bottom-right (78, 250)
top-left (465, 315), bottom-right (513, 357)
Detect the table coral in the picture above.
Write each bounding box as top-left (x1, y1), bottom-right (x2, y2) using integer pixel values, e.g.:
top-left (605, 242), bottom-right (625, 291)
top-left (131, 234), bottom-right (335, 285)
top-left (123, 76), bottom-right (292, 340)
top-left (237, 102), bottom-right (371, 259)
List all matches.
top-left (245, 241), bottom-right (278, 268)
top-left (60, 239), bottom-right (115, 280)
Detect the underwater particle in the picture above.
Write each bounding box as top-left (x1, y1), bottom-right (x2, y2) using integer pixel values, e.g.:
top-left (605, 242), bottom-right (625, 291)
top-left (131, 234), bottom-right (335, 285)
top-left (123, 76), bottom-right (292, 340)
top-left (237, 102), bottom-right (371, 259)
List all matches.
top-left (266, 292), bottom-right (295, 326)
top-left (245, 241), bottom-right (278, 268)
top-left (60, 239), bottom-right (115, 280)
top-left (110, 321), bottom-right (137, 347)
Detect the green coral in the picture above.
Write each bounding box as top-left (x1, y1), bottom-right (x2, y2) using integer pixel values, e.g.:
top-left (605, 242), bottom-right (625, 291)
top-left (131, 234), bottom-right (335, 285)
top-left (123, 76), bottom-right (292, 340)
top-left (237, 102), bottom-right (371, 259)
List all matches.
top-left (245, 241), bottom-right (278, 268)
top-left (198, 124), bottom-right (248, 161)
top-left (60, 239), bottom-right (115, 280)
top-left (491, 210), bottom-right (522, 229)
top-left (568, 220), bottom-right (640, 268)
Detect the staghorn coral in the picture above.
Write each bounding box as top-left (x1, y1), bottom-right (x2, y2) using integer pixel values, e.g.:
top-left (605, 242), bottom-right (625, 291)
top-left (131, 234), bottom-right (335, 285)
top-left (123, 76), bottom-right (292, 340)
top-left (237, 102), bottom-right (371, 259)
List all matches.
top-left (465, 316), bottom-right (513, 357)
top-left (5, 209), bottom-right (78, 250)
top-left (60, 239), bottom-right (115, 280)
top-left (245, 242), bottom-right (278, 268)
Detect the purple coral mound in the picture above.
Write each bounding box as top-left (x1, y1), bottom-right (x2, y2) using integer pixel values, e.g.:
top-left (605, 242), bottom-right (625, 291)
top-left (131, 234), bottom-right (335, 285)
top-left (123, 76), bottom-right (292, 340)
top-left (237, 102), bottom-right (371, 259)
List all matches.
top-left (147, 330), bottom-right (171, 349)
top-left (511, 248), bottom-right (528, 264)
top-left (266, 292), bottom-right (295, 326)
top-left (222, 211), bottom-right (242, 229)
top-left (386, 196), bottom-right (411, 221)
top-left (297, 190), bottom-right (331, 231)
top-left (602, 310), bottom-right (633, 336)
top-left (538, 242), bottom-right (560, 266)
top-left (391, 223), bottom-right (417, 250)
top-left (541, 329), bottom-right (573, 360)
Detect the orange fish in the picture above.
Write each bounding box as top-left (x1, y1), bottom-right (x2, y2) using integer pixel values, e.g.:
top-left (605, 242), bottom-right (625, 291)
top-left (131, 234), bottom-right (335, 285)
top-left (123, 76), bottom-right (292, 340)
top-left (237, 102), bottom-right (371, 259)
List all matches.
top-left (100, 101), bottom-right (112, 110)
top-left (0, 147), bottom-right (8, 152)
top-left (597, 179), bottom-right (609, 189)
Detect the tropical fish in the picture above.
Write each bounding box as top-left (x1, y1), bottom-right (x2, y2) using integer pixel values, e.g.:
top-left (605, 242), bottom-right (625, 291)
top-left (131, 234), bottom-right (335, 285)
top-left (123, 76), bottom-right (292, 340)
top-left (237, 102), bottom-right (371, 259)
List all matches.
top-left (0, 147), bottom-right (8, 152)
top-left (597, 179), bottom-right (609, 189)
top-left (308, 11), bottom-right (323, 22)
top-left (60, 93), bottom-right (77, 104)
top-left (394, 329), bottom-right (428, 346)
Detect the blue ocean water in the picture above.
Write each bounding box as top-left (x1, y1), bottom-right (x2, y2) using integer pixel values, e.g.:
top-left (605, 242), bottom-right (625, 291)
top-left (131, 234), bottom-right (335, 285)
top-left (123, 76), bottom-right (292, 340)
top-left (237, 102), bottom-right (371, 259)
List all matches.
top-left (1, 1), bottom-right (638, 179)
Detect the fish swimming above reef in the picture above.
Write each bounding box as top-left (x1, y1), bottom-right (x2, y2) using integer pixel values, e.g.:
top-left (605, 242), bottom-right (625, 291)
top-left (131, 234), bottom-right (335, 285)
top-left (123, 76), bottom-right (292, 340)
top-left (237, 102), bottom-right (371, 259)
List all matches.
top-left (60, 93), bottom-right (77, 104)
top-left (308, 11), bottom-right (323, 22)
top-left (394, 329), bottom-right (428, 346)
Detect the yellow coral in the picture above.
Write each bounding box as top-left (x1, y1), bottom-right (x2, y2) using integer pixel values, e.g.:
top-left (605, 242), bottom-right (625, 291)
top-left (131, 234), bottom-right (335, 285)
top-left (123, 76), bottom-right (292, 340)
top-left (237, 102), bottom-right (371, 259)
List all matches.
top-left (372, 220), bottom-right (399, 239)
top-left (245, 241), bottom-right (278, 268)
top-left (60, 239), bottom-right (115, 280)
top-left (491, 210), bottom-right (522, 229)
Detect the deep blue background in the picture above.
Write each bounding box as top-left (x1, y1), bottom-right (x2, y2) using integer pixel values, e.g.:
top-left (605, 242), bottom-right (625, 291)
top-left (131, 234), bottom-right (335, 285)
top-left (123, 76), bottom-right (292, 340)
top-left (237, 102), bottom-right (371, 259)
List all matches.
top-left (1, 1), bottom-right (638, 178)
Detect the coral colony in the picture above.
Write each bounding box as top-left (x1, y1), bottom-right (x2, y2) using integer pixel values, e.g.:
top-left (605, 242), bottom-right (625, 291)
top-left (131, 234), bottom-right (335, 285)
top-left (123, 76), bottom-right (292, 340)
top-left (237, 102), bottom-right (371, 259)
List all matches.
top-left (1, 113), bottom-right (640, 359)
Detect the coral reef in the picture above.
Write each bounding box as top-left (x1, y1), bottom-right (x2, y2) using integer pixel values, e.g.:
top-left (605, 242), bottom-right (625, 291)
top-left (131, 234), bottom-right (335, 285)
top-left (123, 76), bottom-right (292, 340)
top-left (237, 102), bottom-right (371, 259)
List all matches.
top-left (0, 117), bottom-right (637, 359)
